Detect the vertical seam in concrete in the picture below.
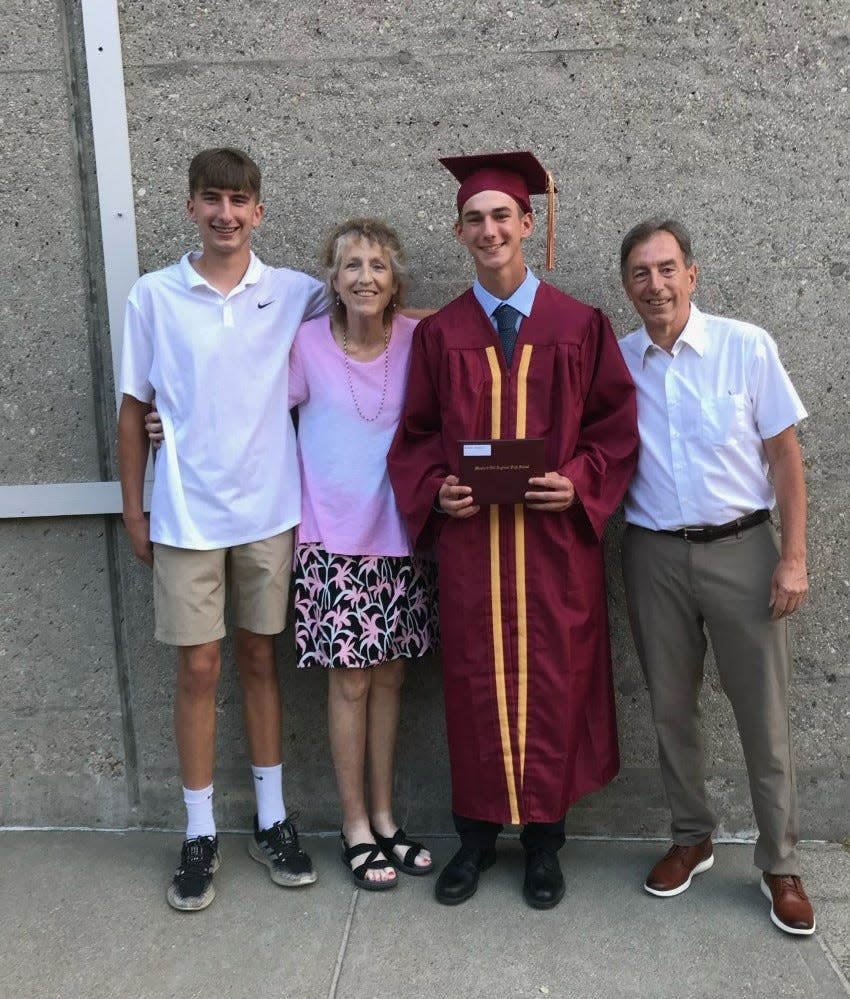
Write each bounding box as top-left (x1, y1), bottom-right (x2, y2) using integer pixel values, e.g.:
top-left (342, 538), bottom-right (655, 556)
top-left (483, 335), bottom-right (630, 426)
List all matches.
top-left (56, 0), bottom-right (140, 809)
top-left (327, 889), bottom-right (359, 999)
top-left (815, 937), bottom-right (850, 997)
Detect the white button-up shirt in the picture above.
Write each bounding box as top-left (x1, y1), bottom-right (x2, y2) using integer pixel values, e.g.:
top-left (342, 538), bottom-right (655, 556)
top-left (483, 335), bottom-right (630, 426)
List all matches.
top-left (619, 304), bottom-right (807, 530)
top-left (121, 252), bottom-right (328, 549)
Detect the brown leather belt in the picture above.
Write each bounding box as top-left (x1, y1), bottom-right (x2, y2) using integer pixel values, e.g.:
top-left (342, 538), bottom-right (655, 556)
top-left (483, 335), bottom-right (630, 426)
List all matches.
top-left (658, 508), bottom-right (770, 543)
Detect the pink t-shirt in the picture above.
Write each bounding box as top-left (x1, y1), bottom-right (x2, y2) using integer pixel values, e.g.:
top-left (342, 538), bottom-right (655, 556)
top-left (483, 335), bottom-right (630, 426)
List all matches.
top-left (289, 314), bottom-right (417, 556)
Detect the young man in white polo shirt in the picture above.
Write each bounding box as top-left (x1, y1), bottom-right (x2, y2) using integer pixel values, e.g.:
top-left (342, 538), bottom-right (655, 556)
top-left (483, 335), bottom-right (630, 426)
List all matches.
top-left (118, 148), bottom-right (328, 911)
top-left (618, 218), bottom-right (814, 936)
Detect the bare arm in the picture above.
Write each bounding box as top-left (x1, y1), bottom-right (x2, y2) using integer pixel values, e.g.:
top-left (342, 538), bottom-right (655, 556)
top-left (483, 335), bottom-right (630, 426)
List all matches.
top-left (118, 393), bottom-right (154, 567)
top-left (764, 425), bottom-right (808, 619)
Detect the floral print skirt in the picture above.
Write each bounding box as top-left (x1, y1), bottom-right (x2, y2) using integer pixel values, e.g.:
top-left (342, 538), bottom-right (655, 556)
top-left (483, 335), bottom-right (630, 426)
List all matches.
top-left (293, 543), bottom-right (438, 669)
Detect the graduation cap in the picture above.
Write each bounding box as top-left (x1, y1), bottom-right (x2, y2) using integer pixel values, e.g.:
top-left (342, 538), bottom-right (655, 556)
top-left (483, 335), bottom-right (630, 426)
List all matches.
top-left (439, 151), bottom-right (558, 269)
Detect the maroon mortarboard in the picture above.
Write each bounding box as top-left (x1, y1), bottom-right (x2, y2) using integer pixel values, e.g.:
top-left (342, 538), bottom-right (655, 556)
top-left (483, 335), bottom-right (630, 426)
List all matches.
top-left (439, 151), bottom-right (558, 268)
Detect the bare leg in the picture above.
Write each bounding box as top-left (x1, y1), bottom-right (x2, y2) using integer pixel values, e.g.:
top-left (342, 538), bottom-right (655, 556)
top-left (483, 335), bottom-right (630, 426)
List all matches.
top-left (366, 659), bottom-right (403, 828)
top-left (235, 629), bottom-right (281, 766)
top-left (328, 668), bottom-right (395, 884)
top-left (368, 659), bottom-right (431, 869)
top-left (175, 641), bottom-right (221, 789)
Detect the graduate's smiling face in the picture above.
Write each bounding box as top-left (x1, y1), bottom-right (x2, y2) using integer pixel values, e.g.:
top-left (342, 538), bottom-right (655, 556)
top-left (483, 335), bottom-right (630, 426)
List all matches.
top-left (455, 190), bottom-right (533, 286)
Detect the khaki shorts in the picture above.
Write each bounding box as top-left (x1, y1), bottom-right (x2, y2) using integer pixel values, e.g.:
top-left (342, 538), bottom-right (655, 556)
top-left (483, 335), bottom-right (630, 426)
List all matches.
top-left (152, 530), bottom-right (294, 646)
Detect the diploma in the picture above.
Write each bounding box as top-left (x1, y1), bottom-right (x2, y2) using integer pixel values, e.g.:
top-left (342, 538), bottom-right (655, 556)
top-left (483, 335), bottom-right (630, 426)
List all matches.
top-left (458, 438), bottom-right (547, 505)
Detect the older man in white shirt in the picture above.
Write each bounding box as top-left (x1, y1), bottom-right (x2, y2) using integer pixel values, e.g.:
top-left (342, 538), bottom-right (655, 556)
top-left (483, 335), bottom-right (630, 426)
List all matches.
top-left (618, 218), bottom-right (814, 936)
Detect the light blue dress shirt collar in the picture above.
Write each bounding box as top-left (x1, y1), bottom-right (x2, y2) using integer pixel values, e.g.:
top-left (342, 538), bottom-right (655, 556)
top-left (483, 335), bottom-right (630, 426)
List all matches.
top-left (473, 268), bottom-right (540, 327)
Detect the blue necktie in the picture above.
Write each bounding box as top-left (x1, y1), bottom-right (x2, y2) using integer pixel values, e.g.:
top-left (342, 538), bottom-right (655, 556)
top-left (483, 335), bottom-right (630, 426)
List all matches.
top-left (493, 303), bottom-right (521, 367)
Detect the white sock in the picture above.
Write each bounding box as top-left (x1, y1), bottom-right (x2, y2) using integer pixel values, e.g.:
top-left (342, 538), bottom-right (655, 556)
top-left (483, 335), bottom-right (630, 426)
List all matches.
top-left (183, 784), bottom-right (215, 839)
top-left (252, 764), bottom-right (286, 831)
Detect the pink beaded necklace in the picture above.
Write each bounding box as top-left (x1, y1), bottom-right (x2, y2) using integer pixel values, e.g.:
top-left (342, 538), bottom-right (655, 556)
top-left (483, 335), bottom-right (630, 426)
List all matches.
top-left (341, 320), bottom-right (391, 422)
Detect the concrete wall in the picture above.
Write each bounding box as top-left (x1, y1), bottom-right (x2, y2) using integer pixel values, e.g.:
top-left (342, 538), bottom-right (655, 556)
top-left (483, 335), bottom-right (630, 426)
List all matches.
top-left (1, 0), bottom-right (847, 838)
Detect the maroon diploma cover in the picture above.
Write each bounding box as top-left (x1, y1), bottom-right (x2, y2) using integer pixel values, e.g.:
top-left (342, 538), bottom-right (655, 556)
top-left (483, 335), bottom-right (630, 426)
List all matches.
top-left (458, 438), bottom-right (547, 505)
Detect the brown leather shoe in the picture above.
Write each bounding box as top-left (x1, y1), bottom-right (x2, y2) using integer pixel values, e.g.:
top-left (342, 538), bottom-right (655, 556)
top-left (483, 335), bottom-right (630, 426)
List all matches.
top-left (761, 874), bottom-right (816, 935)
top-left (644, 836), bottom-right (714, 897)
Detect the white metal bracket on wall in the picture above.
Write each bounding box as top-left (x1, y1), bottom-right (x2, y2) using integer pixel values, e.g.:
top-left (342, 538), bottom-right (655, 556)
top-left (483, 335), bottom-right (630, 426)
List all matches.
top-left (0, 0), bottom-right (141, 519)
top-left (81, 0), bottom-right (140, 411)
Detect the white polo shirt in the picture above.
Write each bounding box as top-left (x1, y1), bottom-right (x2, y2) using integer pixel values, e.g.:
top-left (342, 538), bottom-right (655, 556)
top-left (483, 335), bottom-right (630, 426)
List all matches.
top-left (619, 304), bottom-right (807, 530)
top-left (120, 252), bottom-right (328, 549)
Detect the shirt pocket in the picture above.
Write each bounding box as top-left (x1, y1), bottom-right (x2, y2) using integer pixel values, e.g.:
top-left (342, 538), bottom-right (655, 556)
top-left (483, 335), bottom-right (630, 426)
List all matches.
top-left (699, 393), bottom-right (747, 445)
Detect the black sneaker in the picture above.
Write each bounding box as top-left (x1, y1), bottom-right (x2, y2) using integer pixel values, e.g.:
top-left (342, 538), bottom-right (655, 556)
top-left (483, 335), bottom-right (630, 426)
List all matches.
top-left (248, 813), bottom-right (317, 887)
top-left (166, 835), bottom-right (220, 911)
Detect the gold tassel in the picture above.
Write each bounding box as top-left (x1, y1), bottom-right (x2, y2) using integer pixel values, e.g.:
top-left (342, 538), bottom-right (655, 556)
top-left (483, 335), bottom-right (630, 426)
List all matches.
top-left (546, 171), bottom-right (556, 270)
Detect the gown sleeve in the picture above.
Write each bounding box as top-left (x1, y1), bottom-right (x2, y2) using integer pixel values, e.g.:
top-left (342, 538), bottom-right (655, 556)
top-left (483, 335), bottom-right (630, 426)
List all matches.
top-left (387, 317), bottom-right (449, 553)
top-left (559, 309), bottom-right (639, 540)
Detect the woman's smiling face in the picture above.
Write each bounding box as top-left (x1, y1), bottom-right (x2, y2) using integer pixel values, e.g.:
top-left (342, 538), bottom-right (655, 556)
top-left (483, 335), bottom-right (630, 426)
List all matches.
top-left (332, 237), bottom-right (398, 321)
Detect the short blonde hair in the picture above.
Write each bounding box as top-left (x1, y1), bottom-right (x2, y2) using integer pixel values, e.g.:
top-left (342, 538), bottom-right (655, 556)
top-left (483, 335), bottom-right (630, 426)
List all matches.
top-left (321, 218), bottom-right (408, 326)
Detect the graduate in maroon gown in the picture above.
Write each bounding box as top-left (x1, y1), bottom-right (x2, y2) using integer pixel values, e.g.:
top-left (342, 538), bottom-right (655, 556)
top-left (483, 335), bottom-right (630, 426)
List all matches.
top-left (387, 152), bottom-right (639, 909)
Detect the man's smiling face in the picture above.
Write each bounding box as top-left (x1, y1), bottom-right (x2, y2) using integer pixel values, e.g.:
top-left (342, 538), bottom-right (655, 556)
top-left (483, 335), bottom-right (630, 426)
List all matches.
top-left (187, 186), bottom-right (263, 258)
top-left (622, 229), bottom-right (697, 346)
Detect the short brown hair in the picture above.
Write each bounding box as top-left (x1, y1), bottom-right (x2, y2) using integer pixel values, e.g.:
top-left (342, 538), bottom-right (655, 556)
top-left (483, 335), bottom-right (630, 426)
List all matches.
top-left (321, 218), bottom-right (408, 326)
top-left (620, 218), bottom-right (693, 277)
top-left (188, 147), bottom-right (261, 199)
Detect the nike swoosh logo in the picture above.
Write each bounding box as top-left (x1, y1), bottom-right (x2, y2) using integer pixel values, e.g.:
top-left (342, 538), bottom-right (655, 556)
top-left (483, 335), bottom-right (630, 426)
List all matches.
top-left (258, 300), bottom-right (275, 309)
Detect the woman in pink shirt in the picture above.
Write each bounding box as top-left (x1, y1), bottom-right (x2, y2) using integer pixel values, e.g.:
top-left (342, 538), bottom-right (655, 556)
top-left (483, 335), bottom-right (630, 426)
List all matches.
top-left (289, 219), bottom-right (437, 890)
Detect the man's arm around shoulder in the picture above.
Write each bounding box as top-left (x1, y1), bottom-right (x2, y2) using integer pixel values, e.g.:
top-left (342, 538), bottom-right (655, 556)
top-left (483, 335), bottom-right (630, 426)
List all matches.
top-left (118, 393), bottom-right (153, 567)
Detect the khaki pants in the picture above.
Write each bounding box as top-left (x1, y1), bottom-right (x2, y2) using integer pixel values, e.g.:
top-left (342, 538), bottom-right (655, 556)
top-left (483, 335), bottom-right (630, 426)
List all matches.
top-left (622, 520), bottom-right (799, 875)
top-left (153, 530), bottom-right (294, 646)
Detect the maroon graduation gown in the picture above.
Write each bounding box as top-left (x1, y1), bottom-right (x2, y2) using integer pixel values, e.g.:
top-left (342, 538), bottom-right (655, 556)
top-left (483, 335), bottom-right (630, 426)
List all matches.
top-left (388, 283), bottom-right (638, 824)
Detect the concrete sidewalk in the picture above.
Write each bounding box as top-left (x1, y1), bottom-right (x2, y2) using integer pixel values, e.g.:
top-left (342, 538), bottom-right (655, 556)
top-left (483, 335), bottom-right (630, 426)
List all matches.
top-left (1, 832), bottom-right (848, 999)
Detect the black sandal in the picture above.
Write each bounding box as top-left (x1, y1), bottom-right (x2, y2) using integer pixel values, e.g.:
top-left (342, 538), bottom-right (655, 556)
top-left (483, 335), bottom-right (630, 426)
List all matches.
top-left (340, 834), bottom-right (397, 891)
top-left (370, 826), bottom-right (433, 876)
